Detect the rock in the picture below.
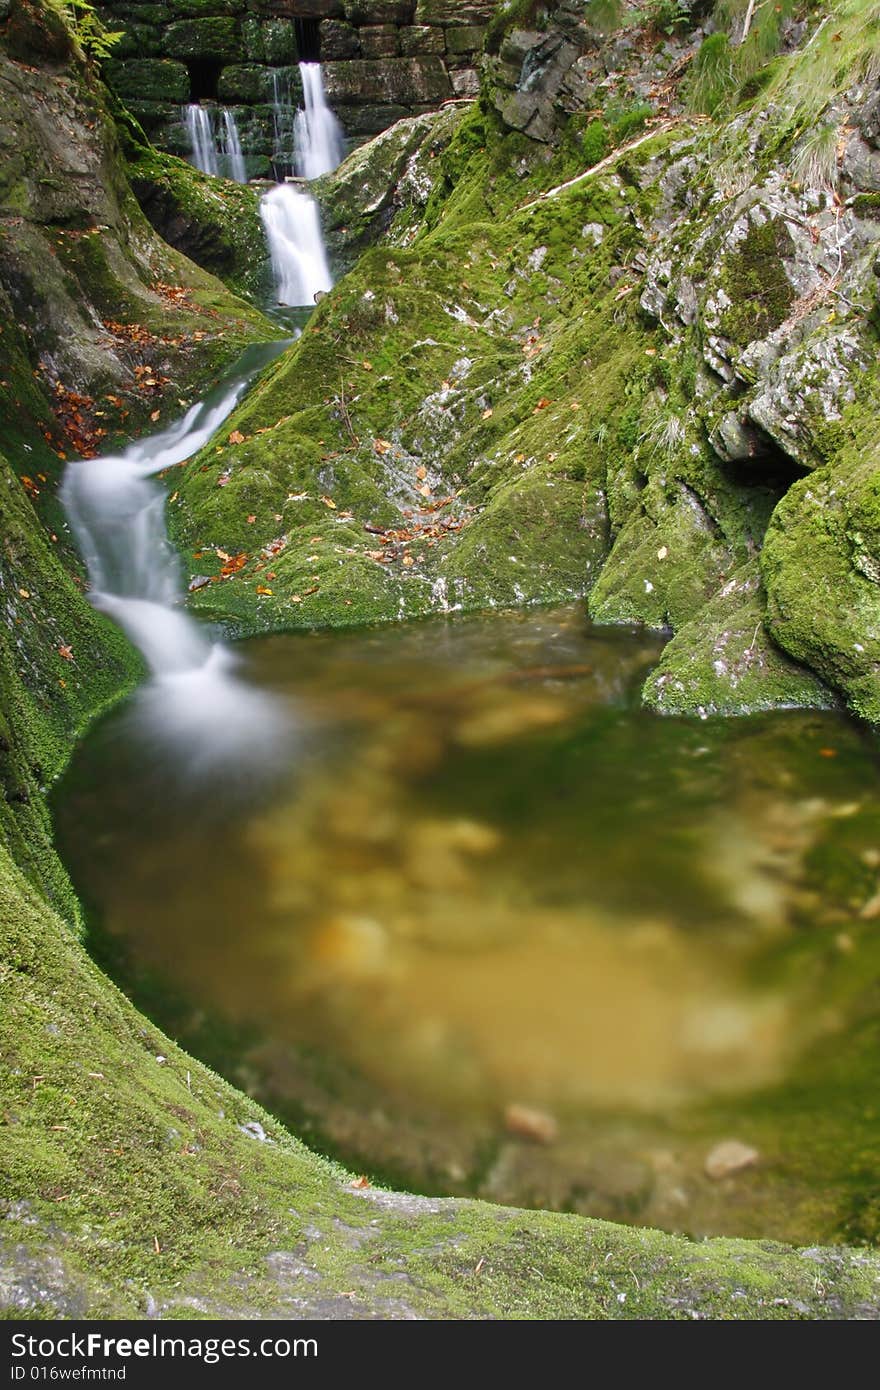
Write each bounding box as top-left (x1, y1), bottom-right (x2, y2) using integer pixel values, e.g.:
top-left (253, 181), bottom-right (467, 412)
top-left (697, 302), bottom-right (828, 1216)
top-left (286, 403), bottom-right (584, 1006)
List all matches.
top-left (359, 24), bottom-right (400, 59)
top-left (322, 55), bottom-right (452, 107)
top-left (188, 574), bottom-right (212, 592)
top-left (104, 57), bottom-right (189, 102)
top-left (163, 17), bottom-right (240, 62)
top-left (504, 1104), bottom-right (559, 1145)
top-left (704, 1140), bottom-right (760, 1180)
top-left (399, 24), bottom-right (445, 57)
top-left (319, 18), bottom-right (361, 60)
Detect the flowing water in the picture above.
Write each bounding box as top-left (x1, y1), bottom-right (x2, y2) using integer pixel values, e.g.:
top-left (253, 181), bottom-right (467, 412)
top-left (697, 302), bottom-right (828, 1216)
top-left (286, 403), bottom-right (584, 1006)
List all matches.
top-left (183, 104), bottom-right (218, 177)
top-left (55, 605), bottom-right (880, 1246)
top-left (261, 62), bottom-right (340, 308)
top-left (182, 104), bottom-right (248, 183)
top-left (60, 343), bottom-right (291, 782)
top-left (221, 109), bottom-right (247, 185)
top-left (259, 184), bottom-right (334, 308)
top-left (294, 62), bottom-right (345, 180)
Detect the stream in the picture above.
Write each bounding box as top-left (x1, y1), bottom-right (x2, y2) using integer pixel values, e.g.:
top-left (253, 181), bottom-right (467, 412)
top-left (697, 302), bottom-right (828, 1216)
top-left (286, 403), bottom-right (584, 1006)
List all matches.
top-left (54, 595), bottom-right (880, 1246)
top-left (51, 74), bottom-right (880, 1247)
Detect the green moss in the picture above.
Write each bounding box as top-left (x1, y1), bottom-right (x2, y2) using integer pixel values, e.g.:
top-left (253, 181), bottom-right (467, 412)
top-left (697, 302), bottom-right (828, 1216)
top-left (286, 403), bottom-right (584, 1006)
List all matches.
top-left (719, 218), bottom-right (795, 346)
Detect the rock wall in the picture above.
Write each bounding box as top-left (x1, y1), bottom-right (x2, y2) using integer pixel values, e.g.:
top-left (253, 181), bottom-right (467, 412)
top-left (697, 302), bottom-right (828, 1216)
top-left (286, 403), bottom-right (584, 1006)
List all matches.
top-left (99, 0), bottom-right (499, 174)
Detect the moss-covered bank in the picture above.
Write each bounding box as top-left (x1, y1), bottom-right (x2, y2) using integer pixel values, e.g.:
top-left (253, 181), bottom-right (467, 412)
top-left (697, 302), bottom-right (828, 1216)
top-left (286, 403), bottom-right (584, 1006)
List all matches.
top-left (4, 0), bottom-right (880, 1319)
top-left (170, 0), bottom-right (880, 727)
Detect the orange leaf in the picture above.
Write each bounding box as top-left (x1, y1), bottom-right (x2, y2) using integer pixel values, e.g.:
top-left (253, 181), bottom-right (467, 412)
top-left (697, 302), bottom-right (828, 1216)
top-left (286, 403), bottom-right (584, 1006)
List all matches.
top-left (228, 429), bottom-right (245, 445)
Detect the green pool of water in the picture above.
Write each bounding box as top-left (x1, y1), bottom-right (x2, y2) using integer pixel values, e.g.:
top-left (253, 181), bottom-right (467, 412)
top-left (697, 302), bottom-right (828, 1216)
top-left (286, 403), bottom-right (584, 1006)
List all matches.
top-left (54, 606), bottom-right (880, 1244)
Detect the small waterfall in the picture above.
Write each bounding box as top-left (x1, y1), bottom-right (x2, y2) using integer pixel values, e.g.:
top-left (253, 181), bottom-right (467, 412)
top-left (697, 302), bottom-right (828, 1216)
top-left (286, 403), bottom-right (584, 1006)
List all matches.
top-left (183, 104), bottom-right (218, 177)
top-left (260, 184), bottom-right (333, 307)
top-left (294, 62), bottom-right (344, 180)
top-left (61, 345), bottom-right (291, 781)
top-left (221, 109), bottom-right (247, 185)
top-left (261, 62), bottom-right (341, 308)
top-left (271, 71), bottom-right (297, 180)
top-left (182, 104), bottom-right (248, 183)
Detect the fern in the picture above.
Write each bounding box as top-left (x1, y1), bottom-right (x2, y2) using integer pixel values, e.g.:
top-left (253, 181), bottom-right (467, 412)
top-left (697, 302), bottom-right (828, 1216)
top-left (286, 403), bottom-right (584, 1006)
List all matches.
top-left (61, 0), bottom-right (125, 62)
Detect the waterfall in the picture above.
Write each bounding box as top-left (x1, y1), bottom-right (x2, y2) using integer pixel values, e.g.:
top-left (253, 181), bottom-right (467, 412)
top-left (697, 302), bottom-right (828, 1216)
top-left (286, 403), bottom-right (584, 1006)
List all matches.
top-left (259, 184), bottom-right (333, 307)
top-left (271, 70), bottom-right (297, 180)
top-left (60, 344), bottom-right (291, 780)
top-left (261, 62), bottom-right (341, 307)
top-left (294, 63), bottom-right (344, 180)
top-left (221, 109), bottom-right (247, 185)
top-left (183, 104), bottom-right (218, 177)
top-left (182, 105), bottom-right (248, 183)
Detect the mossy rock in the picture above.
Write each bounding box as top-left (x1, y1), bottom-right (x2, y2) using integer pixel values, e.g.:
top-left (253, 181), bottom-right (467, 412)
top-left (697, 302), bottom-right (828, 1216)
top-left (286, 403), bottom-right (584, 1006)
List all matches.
top-left (104, 56), bottom-right (190, 102)
top-left (162, 15), bottom-right (239, 61)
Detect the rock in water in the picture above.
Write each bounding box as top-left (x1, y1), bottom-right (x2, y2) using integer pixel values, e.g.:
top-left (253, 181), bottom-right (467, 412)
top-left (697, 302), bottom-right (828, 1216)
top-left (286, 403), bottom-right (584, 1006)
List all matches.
top-left (704, 1140), bottom-right (759, 1180)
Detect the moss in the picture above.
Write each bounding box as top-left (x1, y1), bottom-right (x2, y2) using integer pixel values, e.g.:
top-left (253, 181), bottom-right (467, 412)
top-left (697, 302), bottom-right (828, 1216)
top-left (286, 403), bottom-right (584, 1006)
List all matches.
top-left (644, 559), bottom-right (836, 716)
top-left (718, 218), bottom-right (796, 347)
top-left (125, 142), bottom-right (270, 298)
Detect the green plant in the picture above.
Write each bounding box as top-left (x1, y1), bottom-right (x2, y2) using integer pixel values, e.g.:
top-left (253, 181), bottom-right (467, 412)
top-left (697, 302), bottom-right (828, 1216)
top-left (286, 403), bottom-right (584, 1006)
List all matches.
top-left (59, 0), bottom-right (124, 61)
top-left (792, 121), bottom-right (840, 189)
top-left (646, 0), bottom-right (693, 37)
top-left (686, 32), bottom-right (737, 114)
top-left (586, 0), bottom-right (625, 33)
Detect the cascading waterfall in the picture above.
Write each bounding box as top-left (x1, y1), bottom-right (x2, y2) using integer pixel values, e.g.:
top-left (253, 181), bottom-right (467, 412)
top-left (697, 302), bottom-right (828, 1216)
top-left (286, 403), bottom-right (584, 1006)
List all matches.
top-left (60, 344), bottom-right (291, 781)
top-left (183, 104), bottom-right (218, 177)
top-left (293, 62), bottom-right (344, 180)
top-left (182, 104), bottom-right (249, 183)
top-left (221, 109), bottom-right (247, 185)
top-left (261, 63), bottom-right (342, 307)
top-left (259, 184), bottom-right (334, 308)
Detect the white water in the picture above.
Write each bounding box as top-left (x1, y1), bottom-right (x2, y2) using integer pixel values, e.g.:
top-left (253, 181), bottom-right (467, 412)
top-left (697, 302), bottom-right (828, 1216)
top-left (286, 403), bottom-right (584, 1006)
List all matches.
top-left (221, 109), bottom-right (248, 184)
top-left (183, 104), bottom-right (248, 183)
top-left (61, 348), bottom-right (291, 781)
top-left (261, 63), bottom-right (341, 307)
top-left (294, 63), bottom-right (344, 180)
top-left (260, 184), bottom-right (333, 307)
top-left (184, 104), bottom-right (218, 177)
top-left (271, 70), bottom-right (297, 179)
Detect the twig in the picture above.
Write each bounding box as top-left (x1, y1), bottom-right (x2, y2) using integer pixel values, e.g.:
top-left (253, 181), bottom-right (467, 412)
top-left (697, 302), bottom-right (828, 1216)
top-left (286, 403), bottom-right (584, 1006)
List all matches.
top-left (520, 121), bottom-right (679, 209)
top-left (337, 376), bottom-right (358, 446)
top-left (740, 0), bottom-right (758, 43)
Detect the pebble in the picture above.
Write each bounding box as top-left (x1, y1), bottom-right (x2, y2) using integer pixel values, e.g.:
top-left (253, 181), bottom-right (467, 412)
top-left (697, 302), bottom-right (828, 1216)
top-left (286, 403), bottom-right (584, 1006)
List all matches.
top-left (704, 1139), bottom-right (759, 1180)
top-left (504, 1103), bottom-right (559, 1145)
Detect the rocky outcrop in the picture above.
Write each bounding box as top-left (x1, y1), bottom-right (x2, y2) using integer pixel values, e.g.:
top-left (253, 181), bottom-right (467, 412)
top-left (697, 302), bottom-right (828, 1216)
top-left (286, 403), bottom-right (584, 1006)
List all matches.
top-left (169, 2), bottom-right (880, 731)
top-left (98, 0), bottom-right (499, 171)
top-left (0, 0), bottom-right (277, 479)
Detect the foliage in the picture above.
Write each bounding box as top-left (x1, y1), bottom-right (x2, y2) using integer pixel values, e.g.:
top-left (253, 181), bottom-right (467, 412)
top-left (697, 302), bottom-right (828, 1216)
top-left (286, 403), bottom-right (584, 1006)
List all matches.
top-left (686, 32), bottom-right (737, 114)
top-left (586, 0), bottom-right (625, 32)
top-left (645, 0), bottom-right (693, 36)
top-left (791, 121), bottom-right (840, 189)
top-left (58, 0), bottom-right (124, 61)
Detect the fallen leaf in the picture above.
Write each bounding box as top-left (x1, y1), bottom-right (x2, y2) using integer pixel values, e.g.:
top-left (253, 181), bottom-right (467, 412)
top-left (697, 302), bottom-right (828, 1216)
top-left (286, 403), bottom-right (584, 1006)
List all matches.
top-left (58, 644), bottom-right (74, 661)
top-left (373, 438), bottom-right (392, 455)
top-left (351, 1176), bottom-right (370, 1190)
top-left (321, 495), bottom-right (337, 509)
top-left (18, 588), bottom-right (30, 598)
top-left (481, 408), bottom-right (494, 420)
top-left (255, 585), bottom-right (273, 595)
top-left (657, 546), bottom-right (668, 560)
top-left (247, 514), bottom-right (256, 524)
top-left (402, 554), bottom-right (415, 567)
top-left (416, 465), bottom-right (427, 481)
top-left (534, 397), bottom-right (551, 411)
top-left (150, 409), bottom-right (161, 422)
top-left (228, 429), bottom-right (245, 445)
